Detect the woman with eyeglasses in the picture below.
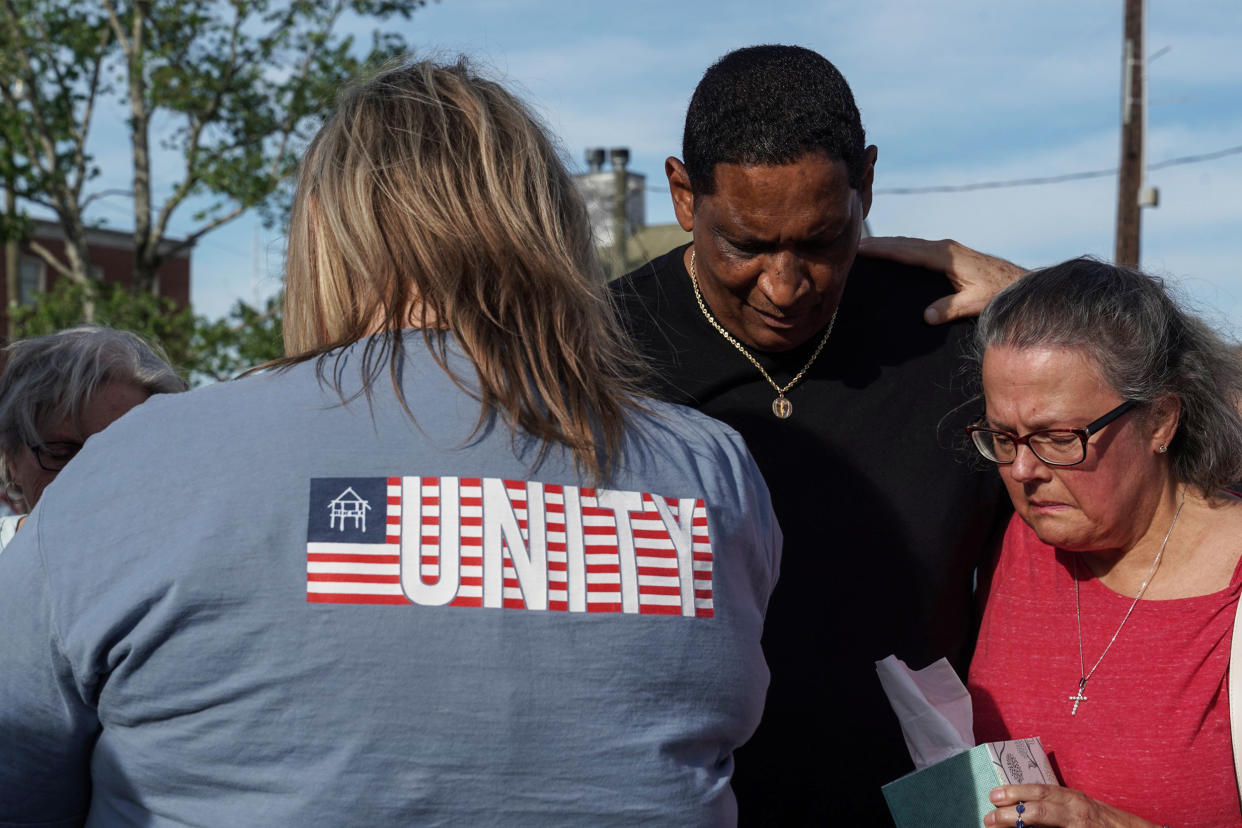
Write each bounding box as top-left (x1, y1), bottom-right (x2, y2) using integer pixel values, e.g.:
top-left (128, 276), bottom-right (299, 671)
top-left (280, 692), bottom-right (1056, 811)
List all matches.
top-left (0, 326), bottom-right (185, 548)
top-left (963, 258), bottom-right (1242, 828)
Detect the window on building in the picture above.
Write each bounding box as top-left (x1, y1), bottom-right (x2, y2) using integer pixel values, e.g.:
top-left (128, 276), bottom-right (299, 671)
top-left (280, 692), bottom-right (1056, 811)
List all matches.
top-left (17, 257), bottom-right (43, 306)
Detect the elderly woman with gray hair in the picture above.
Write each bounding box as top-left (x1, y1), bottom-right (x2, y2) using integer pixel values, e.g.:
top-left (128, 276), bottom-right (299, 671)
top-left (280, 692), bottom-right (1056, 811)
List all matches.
top-left (965, 258), bottom-right (1242, 828)
top-left (0, 326), bottom-right (185, 546)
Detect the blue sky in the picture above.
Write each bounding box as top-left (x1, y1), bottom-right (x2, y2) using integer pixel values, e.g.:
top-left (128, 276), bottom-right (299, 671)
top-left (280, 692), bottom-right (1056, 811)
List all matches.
top-left (83, 1), bottom-right (1242, 338)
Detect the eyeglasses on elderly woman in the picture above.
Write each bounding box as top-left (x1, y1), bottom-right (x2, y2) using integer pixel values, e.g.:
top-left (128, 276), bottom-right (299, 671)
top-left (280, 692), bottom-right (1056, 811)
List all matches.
top-left (24, 440), bottom-right (84, 473)
top-left (965, 399), bottom-right (1138, 467)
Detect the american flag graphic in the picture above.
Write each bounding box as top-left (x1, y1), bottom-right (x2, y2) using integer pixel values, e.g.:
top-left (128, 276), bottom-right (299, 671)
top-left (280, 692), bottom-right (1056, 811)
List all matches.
top-left (306, 476), bottom-right (714, 618)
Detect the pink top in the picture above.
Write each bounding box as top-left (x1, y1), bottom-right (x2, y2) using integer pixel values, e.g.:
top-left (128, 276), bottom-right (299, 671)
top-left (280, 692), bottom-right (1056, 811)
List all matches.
top-left (969, 515), bottom-right (1242, 828)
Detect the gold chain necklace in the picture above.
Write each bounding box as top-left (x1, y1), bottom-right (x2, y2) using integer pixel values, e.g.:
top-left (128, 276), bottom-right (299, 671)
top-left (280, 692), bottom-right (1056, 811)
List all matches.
top-left (1067, 487), bottom-right (1186, 715)
top-left (688, 248), bottom-right (836, 419)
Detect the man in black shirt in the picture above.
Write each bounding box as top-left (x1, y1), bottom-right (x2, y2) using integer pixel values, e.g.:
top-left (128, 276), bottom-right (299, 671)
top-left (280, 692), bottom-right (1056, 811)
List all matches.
top-left (611, 45), bottom-right (1020, 823)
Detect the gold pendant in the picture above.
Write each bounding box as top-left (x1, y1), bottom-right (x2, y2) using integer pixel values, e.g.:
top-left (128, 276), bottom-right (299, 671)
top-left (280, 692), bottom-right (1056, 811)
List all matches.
top-left (772, 396), bottom-right (792, 419)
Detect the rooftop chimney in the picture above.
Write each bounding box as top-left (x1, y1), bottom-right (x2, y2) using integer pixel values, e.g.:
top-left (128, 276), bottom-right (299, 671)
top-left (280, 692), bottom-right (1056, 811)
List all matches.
top-left (610, 148), bottom-right (630, 279)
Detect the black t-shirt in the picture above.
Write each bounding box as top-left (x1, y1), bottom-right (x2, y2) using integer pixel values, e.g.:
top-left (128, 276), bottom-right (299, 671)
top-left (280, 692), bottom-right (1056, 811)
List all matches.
top-left (611, 245), bottom-right (1010, 825)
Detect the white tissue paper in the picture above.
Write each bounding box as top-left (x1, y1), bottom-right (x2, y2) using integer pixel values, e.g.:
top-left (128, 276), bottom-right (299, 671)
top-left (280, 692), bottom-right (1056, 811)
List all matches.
top-left (876, 655), bottom-right (1059, 828)
top-left (874, 654), bottom-right (975, 770)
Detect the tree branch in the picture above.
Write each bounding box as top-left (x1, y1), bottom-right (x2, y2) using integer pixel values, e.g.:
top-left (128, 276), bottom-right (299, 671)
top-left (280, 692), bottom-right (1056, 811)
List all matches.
top-left (25, 239), bottom-right (74, 281)
top-left (25, 8), bottom-right (72, 96)
top-left (205, 3), bottom-right (247, 125)
top-left (68, 34), bottom-right (113, 204)
top-left (153, 3), bottom-right (338, 259)
top-left (0, 84), bottom-right (51, 181)
top-left (24, 194), bottom-right (63, 212)
top-left (150, 170), bottom-right (202, 255)
top-left (150, 11), bottom-right (239, 263)
top-left (80, 188), bottom-right (136, 209)
top-left (99, 0), bottom-right (132, 57)
top-left (262, 1), bottom-right (346, 185)
top-left (161, 202), bottom-right (249, 259)
top-left (0, 1), bottom-right (65, 175)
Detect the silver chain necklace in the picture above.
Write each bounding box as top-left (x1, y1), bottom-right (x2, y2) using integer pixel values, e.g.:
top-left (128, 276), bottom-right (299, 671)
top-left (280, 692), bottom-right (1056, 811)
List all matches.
top-left (1067, 488), bottom-right (1186, 715)
top-left (687, 248), bottom-right (835, 419)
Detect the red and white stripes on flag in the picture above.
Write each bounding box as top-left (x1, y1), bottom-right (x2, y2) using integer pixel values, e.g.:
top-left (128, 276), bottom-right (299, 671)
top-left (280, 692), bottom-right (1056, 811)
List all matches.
top-left (308, 476), bottom-right (714, 618)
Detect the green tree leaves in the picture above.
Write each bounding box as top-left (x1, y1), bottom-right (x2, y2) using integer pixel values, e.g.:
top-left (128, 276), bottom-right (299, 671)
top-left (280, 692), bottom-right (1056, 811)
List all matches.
top-left (9, 280), bottom-right (284, 386)
top-left (1, 0), bottom-right (429, 307)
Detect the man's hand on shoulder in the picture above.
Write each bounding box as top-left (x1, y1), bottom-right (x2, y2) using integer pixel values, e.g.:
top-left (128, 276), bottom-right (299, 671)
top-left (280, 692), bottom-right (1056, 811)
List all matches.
top-left (857, 236), bottom-right (1027, 325)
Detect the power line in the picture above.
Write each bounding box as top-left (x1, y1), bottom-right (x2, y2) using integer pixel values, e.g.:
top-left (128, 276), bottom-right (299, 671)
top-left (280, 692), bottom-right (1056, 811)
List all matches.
top-left (875, 167), bottom-right (1115, 194)
top-left (872, 143), bottom-right (1242, 195)
top-left (1148, 144), bottom-right (1242, 170)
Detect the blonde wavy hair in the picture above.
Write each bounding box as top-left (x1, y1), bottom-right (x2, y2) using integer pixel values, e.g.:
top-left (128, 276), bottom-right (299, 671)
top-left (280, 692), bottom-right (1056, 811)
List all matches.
top-left (280, 57), bottom-right (645, 478)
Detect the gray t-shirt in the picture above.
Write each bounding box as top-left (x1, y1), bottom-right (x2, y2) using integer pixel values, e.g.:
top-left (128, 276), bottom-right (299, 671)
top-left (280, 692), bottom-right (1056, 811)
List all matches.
top-left (0, 334), bottom-right (780, 827)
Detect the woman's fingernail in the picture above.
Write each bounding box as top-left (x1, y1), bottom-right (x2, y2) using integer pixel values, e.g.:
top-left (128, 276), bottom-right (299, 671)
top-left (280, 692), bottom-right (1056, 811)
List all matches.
top-left (990, 787), bottom-right (1005, 803)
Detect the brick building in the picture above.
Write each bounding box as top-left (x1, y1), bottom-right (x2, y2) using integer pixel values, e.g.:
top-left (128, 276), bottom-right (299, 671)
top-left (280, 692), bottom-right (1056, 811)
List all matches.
top-left (0, 219), bottom-right (192, 336)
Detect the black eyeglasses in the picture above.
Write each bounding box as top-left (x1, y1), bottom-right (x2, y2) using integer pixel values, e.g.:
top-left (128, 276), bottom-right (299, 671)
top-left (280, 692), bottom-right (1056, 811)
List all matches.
top-left (25, 440), bottom-right (84, 472)
top-left (965, 400), bottom-right (1138, 467)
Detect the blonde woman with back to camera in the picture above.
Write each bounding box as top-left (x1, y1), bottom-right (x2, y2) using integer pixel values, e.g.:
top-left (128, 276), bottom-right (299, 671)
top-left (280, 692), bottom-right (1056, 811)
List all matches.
top-left (0, 58), bottom-right (780, 824)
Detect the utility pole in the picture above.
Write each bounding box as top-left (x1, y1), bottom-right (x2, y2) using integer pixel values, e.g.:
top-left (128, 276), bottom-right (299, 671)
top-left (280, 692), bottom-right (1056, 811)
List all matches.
top-left (1114, 0), bottom-right (1145, 267)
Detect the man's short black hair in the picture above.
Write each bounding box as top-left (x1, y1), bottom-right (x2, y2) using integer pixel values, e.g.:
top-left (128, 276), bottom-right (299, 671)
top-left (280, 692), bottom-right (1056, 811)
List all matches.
top-left (683, 45), bottom-right (867, 195)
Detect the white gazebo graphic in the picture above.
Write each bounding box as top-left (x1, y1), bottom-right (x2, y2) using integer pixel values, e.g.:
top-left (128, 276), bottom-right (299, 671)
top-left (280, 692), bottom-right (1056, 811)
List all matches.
top-left (328, 487), bottom-right (372, 532)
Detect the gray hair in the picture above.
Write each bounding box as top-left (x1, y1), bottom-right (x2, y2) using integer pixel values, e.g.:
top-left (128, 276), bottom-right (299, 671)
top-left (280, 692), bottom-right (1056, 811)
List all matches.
top-left (975, 257), bottom-right (1242, 493)
top-left (0, 326), bottom-right (186, 464)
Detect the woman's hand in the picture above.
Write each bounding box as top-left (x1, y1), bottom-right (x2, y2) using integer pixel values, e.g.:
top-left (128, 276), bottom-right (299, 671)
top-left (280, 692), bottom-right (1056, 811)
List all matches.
top-left (984, 785), bottom-right (1161, 828)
